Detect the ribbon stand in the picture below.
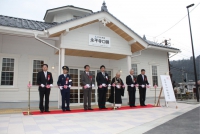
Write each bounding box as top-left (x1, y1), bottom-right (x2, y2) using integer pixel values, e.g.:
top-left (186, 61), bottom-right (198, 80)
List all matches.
top-left (24, 81), bottom-right (32, 115)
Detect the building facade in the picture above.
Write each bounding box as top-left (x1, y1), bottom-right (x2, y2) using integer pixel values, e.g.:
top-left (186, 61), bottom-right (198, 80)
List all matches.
top-left (0, 3), bottom-right (180, 107)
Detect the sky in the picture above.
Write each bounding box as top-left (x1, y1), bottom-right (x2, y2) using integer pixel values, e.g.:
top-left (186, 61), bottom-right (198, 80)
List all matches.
top-left (0, 0), bottom-right (199, 61)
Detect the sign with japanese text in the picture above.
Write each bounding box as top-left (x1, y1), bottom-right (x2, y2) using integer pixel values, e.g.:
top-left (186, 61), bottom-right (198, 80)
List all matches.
top-left (160, 75), bottom-right (176, 102)
top-left (89, 34), bottom-right (111, 47)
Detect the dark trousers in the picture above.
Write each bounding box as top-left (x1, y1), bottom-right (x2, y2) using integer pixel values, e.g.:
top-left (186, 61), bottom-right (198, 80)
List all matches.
top-left (83, 88), bottom-right (92, 109)
top-left (128, 88), bottom-right (136, 106)
top-left (98, 88), bottom-right (107, 108)
top-left (139, 88), bottom-right (146, 105)
top-left (39, 88), bottom-right (51, 111)
top-left (61, 90), bottom-right (70, 110)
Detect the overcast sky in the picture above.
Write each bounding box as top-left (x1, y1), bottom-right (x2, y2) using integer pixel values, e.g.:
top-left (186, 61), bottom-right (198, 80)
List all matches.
top-left (0, 0), bottom-right (199, 61)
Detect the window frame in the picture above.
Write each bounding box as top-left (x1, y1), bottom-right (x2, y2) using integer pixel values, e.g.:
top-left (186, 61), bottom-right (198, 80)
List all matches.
top-left (148, 62), bottom-right (160, 88)
top-left (28, 56), bottom-right (48, 90)
top-left (0, 53), bottom-right (19, 91)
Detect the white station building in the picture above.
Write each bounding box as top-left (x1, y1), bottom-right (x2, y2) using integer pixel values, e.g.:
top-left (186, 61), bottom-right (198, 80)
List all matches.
top-left (0, 3), bottom-right (180, 107)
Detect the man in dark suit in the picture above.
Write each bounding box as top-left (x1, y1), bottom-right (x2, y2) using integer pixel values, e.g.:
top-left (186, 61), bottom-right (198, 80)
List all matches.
top-left (37, 64), bottom-right (53, 113)
top-left (96, 65), bottom-right (110, 109)
top-left (137, 69), bottom-right (149, 106)
top-left (126, 69), bottom-right (137, 107)
top-left (57, 66), bottom-right (72, 111)
top-left (81, 65), bottom-right (95, 110)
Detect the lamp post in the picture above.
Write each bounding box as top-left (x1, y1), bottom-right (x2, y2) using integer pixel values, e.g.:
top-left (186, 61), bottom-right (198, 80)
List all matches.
top-left (186, 4), bottom-right (199, 102)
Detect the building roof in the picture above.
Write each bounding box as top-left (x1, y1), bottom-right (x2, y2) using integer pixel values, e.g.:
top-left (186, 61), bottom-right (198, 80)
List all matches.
top-left (145, 39), bottom-right (180, 51)
top-left (0, 15), bottom-right (57, 31)
top-left (43, 5), bottom-right (93, 20)
top-left (0, 8), bottom-right (180, 51)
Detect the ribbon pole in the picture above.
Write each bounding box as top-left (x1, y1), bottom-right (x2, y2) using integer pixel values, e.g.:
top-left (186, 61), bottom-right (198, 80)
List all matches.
top-left (25, 81), bottom-right (32, 115)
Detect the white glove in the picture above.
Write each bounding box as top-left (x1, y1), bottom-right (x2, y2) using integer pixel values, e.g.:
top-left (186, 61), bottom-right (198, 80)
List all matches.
top-left (50, 84), bottom-right (53, 87)
top-left (108, 84), bottom-right (111, 87)
top-left (41, 84), bottom-right (45, 87)
top-left (92, 84), bottom-right (94, 87)
top-left (141, 85), bottom-right (145, 88)
top-left (59, 86), bottom-right (63, 90)
top-left (116, 85), bottom-right (120, 88)
top-left (69, 80), bottom-right (72, 82)
top-left (131, 84), bottom-right (134, 87)
top-left (102, 83), bottom-right (106, 87)
top-left (86, 84), bottom-right (90, 88)
top-left (68, 85), bottom-right (71, 88)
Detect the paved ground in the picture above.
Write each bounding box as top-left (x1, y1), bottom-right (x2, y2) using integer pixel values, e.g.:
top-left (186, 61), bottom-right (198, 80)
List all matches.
top-left (0, 102), bottom-right (199, 134)
top-left (144, 106), bottom-right (200, 134)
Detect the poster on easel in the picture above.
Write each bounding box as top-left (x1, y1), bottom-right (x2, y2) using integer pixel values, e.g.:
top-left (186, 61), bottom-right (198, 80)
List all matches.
top-left (160, 75), bottom-right (176, 102)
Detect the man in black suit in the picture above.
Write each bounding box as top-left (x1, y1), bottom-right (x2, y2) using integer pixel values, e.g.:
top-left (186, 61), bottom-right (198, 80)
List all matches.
top-left (96, 65), bottom-right (110, 109)
top-left (37, 64), bottom-right (53, 112)
top-left (137, 69), bottom-right (149, 106)
top-left (126, 69), bottom-right (137, 107)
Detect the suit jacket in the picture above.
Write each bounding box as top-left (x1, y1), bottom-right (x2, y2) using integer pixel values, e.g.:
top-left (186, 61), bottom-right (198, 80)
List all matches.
top-left (137, 74), bottom-right (149, 88)
top-left (81, 71), bottom-right (95, 88)
top-left (37, 71), bottom-right (53, 89)
top-left (96, 72), bottom-right (109, 86)
top-left (126, 75), bottom-right (137, 91)
top-left (57, 74), bottom-right (72, 92)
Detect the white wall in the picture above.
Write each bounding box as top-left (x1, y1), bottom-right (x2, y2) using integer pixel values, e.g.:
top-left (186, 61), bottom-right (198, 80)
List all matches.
top-left (61, 22), bottom-right (132, 55)
top-left (0, 34), bottom-right (59, 102)
top-left (132, 49), bottom-right (168, 97)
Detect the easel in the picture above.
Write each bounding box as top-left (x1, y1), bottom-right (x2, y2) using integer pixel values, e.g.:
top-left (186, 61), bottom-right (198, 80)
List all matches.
top-left (155, 87), bottom-right (178, 109)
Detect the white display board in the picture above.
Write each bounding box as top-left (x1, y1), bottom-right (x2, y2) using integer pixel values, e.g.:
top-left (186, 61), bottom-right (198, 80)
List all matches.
top-left (160, 75), bottom-right (176, 102)
top-left (89, 34), bottom-right (111, 47)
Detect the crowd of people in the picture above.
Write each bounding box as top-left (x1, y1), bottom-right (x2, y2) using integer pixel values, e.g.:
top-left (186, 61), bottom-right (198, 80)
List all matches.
top-left (37, 64), bottom-right (150, 113)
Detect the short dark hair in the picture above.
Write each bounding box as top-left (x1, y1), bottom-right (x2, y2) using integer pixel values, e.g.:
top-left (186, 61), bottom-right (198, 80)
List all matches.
top-left (100, 65), bottom-right (105, 69)
top-left (42, 64), bottom-right (48, 68)
top-left (141, 69), bottom-right (145, 72)
top-left (84, 65), bottom-right (90, 69)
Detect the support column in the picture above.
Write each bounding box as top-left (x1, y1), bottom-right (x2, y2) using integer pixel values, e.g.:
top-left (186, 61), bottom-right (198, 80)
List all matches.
top-left (127, 55), bottom-right (132, 73)
top-left (60, 48), bottom-right (65, 71)
top-left (58, 48), bottom-right (65, 108)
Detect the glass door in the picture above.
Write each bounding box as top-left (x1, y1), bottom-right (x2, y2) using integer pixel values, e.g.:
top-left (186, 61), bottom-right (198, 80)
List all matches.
top-left (68, 68), bottom-right (112, 105)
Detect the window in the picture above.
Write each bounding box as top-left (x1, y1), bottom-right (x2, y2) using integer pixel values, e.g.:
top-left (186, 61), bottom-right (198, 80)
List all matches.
top-left (68, 69), bottom-right (78, 86)
top-left (32, 60), bottom-right (44, 85)
top-left (152, 66), bottom-right (158, 86)
top-left (131, 64), bottom-right (138, 77)
top-left (1, 58), bottom-right (14, 85)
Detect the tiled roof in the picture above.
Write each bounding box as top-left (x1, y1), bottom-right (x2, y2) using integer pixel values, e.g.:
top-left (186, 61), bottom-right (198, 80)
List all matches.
top-left (145, 40), bottom-right (180, 51)
top-left (0, 11), bottom-right (179, 51)
top-left (0, 15), bottom-right (57, 31)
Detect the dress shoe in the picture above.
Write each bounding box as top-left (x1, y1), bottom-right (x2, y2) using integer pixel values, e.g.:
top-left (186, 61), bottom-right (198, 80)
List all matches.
top-left (45, 110), bottom-right (50, 112)
top-left (133, 106), bottom-right (137, 107)
top-left (102, 107), bottom-right (108, 109)
top-left (84, 109), bottom-right (87, 111)
top-left (143, 104), bottom-right (146, 106)
top-left (66, 109), bottom-right (71, 111)
top-left (62, 109), bottom-right (66, 112)
top-left (40, 110), bottom-right (44, 113)
top-left (88, 108), bottom-right (93, 110)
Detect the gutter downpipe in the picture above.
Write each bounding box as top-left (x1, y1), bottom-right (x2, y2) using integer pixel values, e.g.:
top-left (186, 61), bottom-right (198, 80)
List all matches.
top-left (131, 45), bottom-right (151, 58)
top-left (34, 33), bottom-right (60, 109)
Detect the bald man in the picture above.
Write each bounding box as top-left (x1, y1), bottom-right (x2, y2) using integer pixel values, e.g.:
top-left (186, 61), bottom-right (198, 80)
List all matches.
top-left (126, 69), bottom-right (137, 107)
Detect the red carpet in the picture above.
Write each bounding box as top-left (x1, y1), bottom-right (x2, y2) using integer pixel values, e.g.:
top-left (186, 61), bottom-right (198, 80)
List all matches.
top-left (23, 104), bottom-right (155, 115)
